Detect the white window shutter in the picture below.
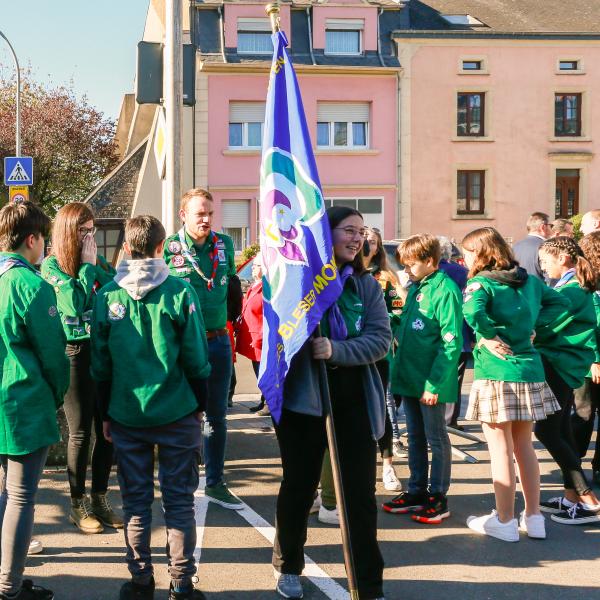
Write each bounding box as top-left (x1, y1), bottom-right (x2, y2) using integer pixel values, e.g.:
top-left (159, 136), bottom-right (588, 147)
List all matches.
top-left (317, 102), bottom-right (370, 122)
top-left (229, 102), bottom-right (266, 122)
top-left (222, 200), bottom-right (250, 228)
top-left (325, 19), bottom-right (364, 30)
top-left (237, 18), bottom-right (271, 32)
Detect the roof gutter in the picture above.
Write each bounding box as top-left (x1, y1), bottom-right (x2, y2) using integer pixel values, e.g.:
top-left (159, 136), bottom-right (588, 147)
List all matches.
top-left (392, 29), bottom-right (600, 40)
top-left (306, 7), bottom-right (316, 65)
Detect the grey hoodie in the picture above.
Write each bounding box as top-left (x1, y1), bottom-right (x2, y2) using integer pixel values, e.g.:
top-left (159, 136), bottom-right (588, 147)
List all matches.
top-left (114, 258), bottom-right (170, 300)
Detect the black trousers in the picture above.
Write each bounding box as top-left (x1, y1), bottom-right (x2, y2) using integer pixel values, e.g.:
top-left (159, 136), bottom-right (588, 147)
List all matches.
top-left (63, 340), bottom-right (114, 498)
top-left (572, 379), bottom-right (600, 471)
top-left (448, 351), bottom-right (470, 424)
top-left (375, 359), bottom-right (394, 459)
top-left (535, 357), bottom-right (591, 496)
top-left (251, 360), bottom-right (266, 408)
top-left (272, 368), bottom-right (384, 599)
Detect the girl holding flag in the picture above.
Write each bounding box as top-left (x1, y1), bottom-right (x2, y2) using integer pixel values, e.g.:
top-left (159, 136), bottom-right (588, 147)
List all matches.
top-left (272, 206), bottom-right (390, 600)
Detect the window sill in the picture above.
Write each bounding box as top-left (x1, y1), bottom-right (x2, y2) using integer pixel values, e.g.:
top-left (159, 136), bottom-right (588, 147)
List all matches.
top-left (452, 213), bottom-right (493, 221)
top-left (222, 149), bottom-right (261, 156)
top-left (315, 149), bottom-right (379, 156)
top-left (458, 70), bottom-right (490, 76)
top-left (451, 136), bottom-right (494, 142)
top-left (555, 70), bottom-right (585, 75)
top-left (549, 136), bottom-right (591, 142)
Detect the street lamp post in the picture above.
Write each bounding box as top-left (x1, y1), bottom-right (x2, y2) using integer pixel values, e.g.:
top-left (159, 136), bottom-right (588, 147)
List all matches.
top-left (0, 30), bottom-right (21, 156)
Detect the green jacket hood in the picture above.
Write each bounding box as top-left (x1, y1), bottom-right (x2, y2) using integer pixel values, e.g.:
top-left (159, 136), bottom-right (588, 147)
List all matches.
top-left (477, 265), bottom-right (528, 288)
top-left (114, 258), bottom-right (170, 300)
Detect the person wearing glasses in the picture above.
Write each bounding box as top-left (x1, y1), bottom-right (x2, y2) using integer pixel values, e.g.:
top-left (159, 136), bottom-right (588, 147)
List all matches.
top-left (41, 203), bottom-right (121, 535)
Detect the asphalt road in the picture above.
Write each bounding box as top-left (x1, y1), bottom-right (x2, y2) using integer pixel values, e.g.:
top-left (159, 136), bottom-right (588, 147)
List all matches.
top-left (25, 356), bottom-right (600, 599)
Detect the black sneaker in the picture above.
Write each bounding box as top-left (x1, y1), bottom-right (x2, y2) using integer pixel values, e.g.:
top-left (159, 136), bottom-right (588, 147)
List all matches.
top-left (119, 577), bottom-right (155, 600)
top-left (539, 496), bottom-right (575, 514)
top-left (0, 580), bottom-right (54, 600)
top-left (411, 493), bottom-right (450, 524)
top-left (168, 582), bottom-right (206, 600)
top-left (551, 503), bottom-right (600, 525)
top-left (382, 491), bottom-right (426, 514)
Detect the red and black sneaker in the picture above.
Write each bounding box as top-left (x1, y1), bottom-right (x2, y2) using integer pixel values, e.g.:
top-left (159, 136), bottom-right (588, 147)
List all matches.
top-left (382, 491), bottom-right (426, 514)
top-left (411, 493), bottom-right (450, 524)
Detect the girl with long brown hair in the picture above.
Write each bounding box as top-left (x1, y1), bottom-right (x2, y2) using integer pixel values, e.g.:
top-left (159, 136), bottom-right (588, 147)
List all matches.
top-left (460, 227), bottom-right (562, 542)
top-left (41, 202), bottom-right (121, 534)
top-left (534, 236), bottom-right (600, 524)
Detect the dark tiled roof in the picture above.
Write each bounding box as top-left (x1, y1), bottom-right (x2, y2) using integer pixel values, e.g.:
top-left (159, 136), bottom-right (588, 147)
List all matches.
top-left (406, 0), bottom-right (600, 33)
top-left (85, 139), bottom-right (147, 220)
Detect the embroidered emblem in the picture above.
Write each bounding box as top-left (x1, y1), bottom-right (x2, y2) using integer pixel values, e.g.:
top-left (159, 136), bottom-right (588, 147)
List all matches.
top-left (82, 310), bottom-right (93, 322)
top-left (172, 255), bottom-right (185, 268)
top-left (218, 250), bottom-right (226, 263)
top-left (64, 316), bottom-right (79, 325)
top-left (391, 299), bottom-right (403, 308)
top-left (50, 275), bottom-right (59, 284)
top-left (216, 240), bottom-right (226, 249)
top-left (416, 293), bottom-right (424, 302)
top-left (85, 323), bottom-right (91, 334)
top-left (176, 267), bottom-right (191, 274)
top-left (411, 318), bottom-right (425, 331)
top-left (184, 277), bottom-right (191, 283)
top-left (389, 289), bottom-right (397, 298)
top-left (220, 275), bottom-right (227, 286)
top-left (108, 302), bottom-right (126, 321)
top-left (356, 316), bottom-right (363, 332)
top-left (189, 246), bottom-right (196, 256)
top-left (443, 332), bottom-right (456, 343)
top-left (48, 305), bottom-right (58, 317)
top-left (189, 302), bottom-right (196, 314)
top-left (168, 241), bottom-right (182, 254)
top-left (465, 282), bottom-right (482, 293)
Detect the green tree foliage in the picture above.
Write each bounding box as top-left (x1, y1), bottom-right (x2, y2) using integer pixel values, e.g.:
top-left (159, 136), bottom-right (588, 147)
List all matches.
top-left (0, 72), bottom-right (119, 214)
top-left (570, 213), bottom-right (583, 241)
top-left (241, 242), bottom-right (260, 262)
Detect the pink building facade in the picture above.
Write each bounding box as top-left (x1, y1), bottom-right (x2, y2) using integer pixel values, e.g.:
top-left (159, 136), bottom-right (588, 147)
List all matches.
top-left (192, 0), bottom-right (404, 251)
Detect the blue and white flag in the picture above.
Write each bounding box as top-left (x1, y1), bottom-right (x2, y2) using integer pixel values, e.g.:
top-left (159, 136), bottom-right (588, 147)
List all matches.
top-left (258, 31), bottom-right (343, 423)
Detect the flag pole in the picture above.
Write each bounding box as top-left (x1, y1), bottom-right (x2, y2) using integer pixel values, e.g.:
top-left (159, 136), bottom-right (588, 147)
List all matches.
top-left (264, 6), bottom-right (360, 598)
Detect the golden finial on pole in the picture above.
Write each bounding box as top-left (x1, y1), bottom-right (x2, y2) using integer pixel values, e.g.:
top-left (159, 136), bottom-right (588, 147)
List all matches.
top-left (265, 1), bottom-right (281, 33)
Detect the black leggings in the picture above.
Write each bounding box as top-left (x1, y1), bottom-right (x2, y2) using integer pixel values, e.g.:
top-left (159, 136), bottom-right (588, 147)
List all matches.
top-left (572, 379), bottom-right (600, 471)
top-left (375, 360), bottom-right (395, 459)
top-left (63, 341), bottom-right (114, 498)
top-left (535, 357), bottom-right (591, 496)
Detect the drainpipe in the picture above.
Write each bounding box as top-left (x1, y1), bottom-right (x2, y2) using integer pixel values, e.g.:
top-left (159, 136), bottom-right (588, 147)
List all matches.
top-left (306, 7), bottom-right (316, 65)
top-left (218, 3), bottom-right (227, 63)
top-left (376, 8), bottom-right (385, 67)
top-left (191, 3), bottom-right (197, 186)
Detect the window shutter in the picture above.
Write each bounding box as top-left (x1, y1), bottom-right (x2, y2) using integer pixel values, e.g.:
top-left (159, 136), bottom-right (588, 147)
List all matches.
top-left (222, 201), bottom-right (250, 228)
top-left (229, 102), bottom-right (266, 122)
top-left (325, 19), bottom-right (364, 30)
top-left (317, 102), bottom-right (369, 122)
top-left (238, 18), bottom-right (271, 32)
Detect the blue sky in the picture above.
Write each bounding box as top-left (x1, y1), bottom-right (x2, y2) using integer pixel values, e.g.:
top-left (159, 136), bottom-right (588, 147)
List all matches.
top-left (0, 0), bottom-right (149, 120)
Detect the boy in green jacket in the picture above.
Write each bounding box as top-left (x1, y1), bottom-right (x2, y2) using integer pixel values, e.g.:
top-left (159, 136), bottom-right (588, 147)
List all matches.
top-left (0, 201), bottom-right (69, 600)
top-left (91, 216), bottom-right (211, 600)
top-left (383, 234), bottom-right (463, 524)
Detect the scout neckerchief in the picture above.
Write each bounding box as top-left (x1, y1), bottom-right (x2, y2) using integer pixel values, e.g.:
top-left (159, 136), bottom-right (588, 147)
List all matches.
top-left (178, 227), bottom-right (219, 290)
top-left (327, 264), bottom-right (354, 340)
top-left (0, 255), bottom-right (29, 278)
top-left (554, 268), bottom-right (576, 289)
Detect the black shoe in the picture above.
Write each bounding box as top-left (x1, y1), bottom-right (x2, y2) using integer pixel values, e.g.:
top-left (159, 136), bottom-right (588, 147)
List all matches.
top-left (551, 503), bottom-right (600, 525)
top-left (168, 583), bottom-right (206, 600)
top-left (249, 402), bottom-right (265, 413)
top-left (0, 580), bottom-right (54, 600)
top-left (119, 577), bottom-right (155, 600)
top-left (256, 406), bottom-right (271, 417)
top-left (411, 493), bottom-right (451, 524)
top-left (382, 491), bottom-right (426, 514)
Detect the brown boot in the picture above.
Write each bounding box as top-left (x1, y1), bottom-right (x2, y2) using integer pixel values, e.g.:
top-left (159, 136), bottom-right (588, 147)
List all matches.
top-left (91, 492), bottom-right (124, 529)
top-left (70, 496), bottom-right (104, 534)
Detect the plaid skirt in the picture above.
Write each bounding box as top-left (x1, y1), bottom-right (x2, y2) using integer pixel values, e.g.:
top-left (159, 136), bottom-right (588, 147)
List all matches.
top-left (466, 380), bottom-right (560, 423)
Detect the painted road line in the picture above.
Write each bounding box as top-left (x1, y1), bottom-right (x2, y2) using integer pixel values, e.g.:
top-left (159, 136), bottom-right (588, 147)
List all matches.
top-left (194, 479), bottom-right (349, 599)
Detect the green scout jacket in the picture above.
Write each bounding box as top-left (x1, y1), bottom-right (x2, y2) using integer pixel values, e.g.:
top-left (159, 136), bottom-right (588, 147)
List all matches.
top-left (163, 230), bottom-right (235, 331)
top-left (371, 268), bottom-right (404, 361)
top-left (320, 283), bottom-right (364, 339)
top-left (90, 277), bottom-right (211, 428)
top-left (535, 279), bottom-right (595, 389)
top-left (390, 269), bottom-right (463, 402)
top-left (41, 255), bottom-right (116, 342)
top-left (463, 273), bottom-right (572, 382)
top-left (0, 253), bottom-right (70, 455)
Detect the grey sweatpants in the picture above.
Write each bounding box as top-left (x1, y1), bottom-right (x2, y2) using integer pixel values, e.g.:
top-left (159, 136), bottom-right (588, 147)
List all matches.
top-left (0, 446), bottom-right (49, 595)
top-left (110, 413), bottom-right (202, 589)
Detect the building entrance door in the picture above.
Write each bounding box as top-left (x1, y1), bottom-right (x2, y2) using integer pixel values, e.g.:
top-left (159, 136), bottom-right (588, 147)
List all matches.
top-left (555, 169), bottom-right (580, 218)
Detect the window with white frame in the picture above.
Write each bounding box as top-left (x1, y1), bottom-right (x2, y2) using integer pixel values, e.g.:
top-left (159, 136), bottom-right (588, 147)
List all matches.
top-left (229, 102), bottom-right (265, 149)
top-left (325, 19), bottom-right (363, 55)
top-left (324, 198), bottom-right (383, 231)
top-left (237, 18), bottom-right (273, 54)
top-left (317, 102), bottom-right (369, 149)
top-left (222, 200), bottom-right (251, 253)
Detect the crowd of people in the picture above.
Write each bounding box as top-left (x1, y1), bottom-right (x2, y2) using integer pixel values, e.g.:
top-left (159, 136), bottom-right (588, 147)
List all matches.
top-left (0, 191), bottom-right (598, 600)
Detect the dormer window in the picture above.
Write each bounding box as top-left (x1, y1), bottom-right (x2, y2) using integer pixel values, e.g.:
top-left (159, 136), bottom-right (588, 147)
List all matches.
top-left (442, 14), bottom-right (486, 27)
top-left (325, 19), bottom-right (363, 55)
top-left (237, 18), bottom-right (272, 54)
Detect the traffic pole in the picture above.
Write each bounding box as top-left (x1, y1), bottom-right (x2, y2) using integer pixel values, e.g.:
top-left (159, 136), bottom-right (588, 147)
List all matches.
top-left (0, 30), bottom-right (21, 157)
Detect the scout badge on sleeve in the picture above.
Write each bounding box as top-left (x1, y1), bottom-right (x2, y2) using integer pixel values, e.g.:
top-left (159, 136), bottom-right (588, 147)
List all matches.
top-left (412, 318), bottom-right (425, 331)
top-left (108, 302), bottom-right (126, 321)
top-left (177, 228), bottom-right (220, 290)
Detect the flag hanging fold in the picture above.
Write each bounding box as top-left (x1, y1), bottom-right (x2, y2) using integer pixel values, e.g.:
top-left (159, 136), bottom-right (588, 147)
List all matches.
top-left (258, 31), bottom-right (343, 423)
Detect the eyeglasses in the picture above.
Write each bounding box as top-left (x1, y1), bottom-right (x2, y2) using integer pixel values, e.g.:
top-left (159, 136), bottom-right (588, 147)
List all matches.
top-left (78, 226), bottom-right (97, 236)
top-left (334, 226), bottom-right (367, 239)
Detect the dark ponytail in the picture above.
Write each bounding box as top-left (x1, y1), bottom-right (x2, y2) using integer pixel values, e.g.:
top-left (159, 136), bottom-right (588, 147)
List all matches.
top-left (540, 236), bottom-right (597, 292)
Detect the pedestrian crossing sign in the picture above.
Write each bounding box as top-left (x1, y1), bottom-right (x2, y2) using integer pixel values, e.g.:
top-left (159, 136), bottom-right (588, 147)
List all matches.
top-left (4, 156), bottom-right (34, 186)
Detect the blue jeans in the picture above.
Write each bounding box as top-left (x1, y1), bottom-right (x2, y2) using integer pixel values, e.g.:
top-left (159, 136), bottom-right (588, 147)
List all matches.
top-left (204, 335), bottom-right (232, 487)
top-left (386, 388), bottom-right (400, 441)
top-left (402, 397), bottom-right (452, 495)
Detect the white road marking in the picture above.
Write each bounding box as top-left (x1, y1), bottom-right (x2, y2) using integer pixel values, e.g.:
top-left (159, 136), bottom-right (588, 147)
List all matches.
top-left (193, 477), bottom-right (349, 599)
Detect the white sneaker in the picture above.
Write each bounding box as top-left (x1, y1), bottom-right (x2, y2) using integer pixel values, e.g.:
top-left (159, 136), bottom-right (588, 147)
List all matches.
top-left (28, 538), bottom-right (43, 555)
top-left (318, 505), bottom-right (339, 526)
top-left (309, 493), bottom-right (321, 514)
top-left (519, 511), bottom-right (546, 539)
top-left (383, 466), bottom-right (402, 492)
top-left (467, 510), bottom-right (519, 542)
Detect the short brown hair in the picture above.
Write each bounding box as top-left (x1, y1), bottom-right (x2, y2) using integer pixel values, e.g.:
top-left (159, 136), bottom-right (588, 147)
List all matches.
top-left (52, 202), bottom-right (95, 278)
top-left (398, 234), bottom-right (441, 267)
top-left (180, 188), bottom-right (213, 212)
top-left (551, 218), bottom-right (573, 236)
top-left (462, 227), bottom-right (515, 278)
top-left (526, 212), bottom-right (549, 233)
top-left (125, 215), bottom-right (166, 259)
top-left (0, 201), bottom-right (51, 252)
